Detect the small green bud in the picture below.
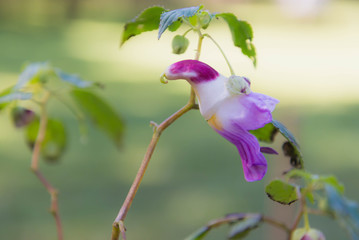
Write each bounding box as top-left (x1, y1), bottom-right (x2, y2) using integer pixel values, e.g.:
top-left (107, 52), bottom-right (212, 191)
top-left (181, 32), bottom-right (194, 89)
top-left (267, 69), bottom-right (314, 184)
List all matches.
top-left (198, 11), bottom-right (211, 29)
top-left (172, 35), bottom-right (189, 54)
top-left (292, 228), bottom-right (325, 240)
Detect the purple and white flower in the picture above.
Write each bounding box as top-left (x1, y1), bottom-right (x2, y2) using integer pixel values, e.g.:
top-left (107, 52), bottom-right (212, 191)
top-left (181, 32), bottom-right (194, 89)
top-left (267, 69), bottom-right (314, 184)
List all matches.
top-left (162, 60), bottom-right (279, 181)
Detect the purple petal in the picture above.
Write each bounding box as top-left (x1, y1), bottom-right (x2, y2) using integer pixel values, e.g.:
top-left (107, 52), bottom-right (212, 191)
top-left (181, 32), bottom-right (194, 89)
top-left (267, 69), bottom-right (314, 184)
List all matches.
top-left (213, 93), bottom-right (279, 131)
top-left (210, 120), bottom-right (267, 182)
top-left (207, 93), bottom-right (278, 182)
top-left (166, 60), bottom-right (219, 83)
top-left (260, 147), bottom-right (278, 155)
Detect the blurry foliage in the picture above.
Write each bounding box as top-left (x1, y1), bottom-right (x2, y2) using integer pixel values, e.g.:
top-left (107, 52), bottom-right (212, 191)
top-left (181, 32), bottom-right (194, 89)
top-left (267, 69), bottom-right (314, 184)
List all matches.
top-left (1, 62), bottom-right (124, 162)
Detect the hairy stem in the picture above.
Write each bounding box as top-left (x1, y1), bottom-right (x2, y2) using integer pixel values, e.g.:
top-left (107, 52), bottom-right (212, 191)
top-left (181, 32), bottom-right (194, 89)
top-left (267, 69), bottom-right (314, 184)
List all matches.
top-left (262, 216), bottom-right (291, 234)
top-left (111, 31), bottom-right (204, 240)
top-left (195, 30), bottom-right (204, 60)
top-left (30, 92), bottom-right (63, 240)
top-left (203, 34), bottom-right (235, 75)
top-left (289, 187), bottom-right (307, 239)
top-left (187, 213), bottom-right (290, 238)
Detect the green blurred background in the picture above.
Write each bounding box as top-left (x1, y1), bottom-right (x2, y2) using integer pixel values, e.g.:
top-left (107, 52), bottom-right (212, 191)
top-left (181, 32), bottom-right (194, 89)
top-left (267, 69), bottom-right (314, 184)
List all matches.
top-left (1, 0), bottom-right (359, 239)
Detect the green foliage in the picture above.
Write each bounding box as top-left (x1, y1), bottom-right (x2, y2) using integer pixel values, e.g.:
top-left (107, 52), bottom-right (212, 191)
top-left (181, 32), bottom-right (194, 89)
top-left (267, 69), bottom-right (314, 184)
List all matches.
top-left (0, 86), bottom-right (15, 111)
top-left (250, 120), bottom-right (303, 168)
top-left (272, 120), bottom-right (299, 149)
top-left (71, 89), bottom-right (125, 148)
top-left (273, 169), bottom-right (359, 239)
top-left (325, 185), bottom-right (359, 239)
top-left (272, 120), bottom-right (304, 168)
top-left (0, 91), bottom-right (32, 105)
top-left (197, 11), bottom-right (212, 29)
top-left (25, 118), bottom-right (67, 162)
top-left (228, 214), bottom-right (262, 239)
top-left (121, 6), bottom-right (165, 46)
top-left (172, 35), bottom-right (189, 54)
top-left (55, 69), bottom-right (93, 88)
top-left (216, 13), bottom-right (256, 66)
top-left (167, 20), bottom-right (181, 32)
top-left (265, 179), bottom-right (298, 205)
top-left (5, 63), bottom-right (94, 105)
top-left (158, 6), bottom-right (202, 39)
top-left (319, 175), bottom-right (345, 194)
top-left (250, 123), bottom-right (277, 143)
top-left (14, 62), bottom-right (53, 90)
top-left (184, 226), bottom-right (210, 240)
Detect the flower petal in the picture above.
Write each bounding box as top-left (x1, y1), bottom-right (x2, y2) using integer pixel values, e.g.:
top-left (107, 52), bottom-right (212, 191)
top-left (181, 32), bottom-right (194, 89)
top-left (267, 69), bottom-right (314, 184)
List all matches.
top-left (213, 93), bottom-right (278, 131)
top-left (260, 147), bottom-right (278, 155)
top-left (209, 118), bottom-right (267, 181)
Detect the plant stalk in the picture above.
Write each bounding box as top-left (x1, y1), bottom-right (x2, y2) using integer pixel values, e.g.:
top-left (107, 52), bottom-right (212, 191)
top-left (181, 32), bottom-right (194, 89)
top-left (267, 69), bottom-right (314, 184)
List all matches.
top-left (111, 30), bottom-right (204, 240)
top-left (30, 92), bottom-right (63, 240)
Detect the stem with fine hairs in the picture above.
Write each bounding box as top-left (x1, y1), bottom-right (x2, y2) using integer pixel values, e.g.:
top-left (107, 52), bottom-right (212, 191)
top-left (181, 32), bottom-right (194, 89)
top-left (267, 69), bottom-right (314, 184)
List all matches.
top-left (111, 29), bottom-right (204, 240)
top-left (31, 91), bottom-right (63, 240)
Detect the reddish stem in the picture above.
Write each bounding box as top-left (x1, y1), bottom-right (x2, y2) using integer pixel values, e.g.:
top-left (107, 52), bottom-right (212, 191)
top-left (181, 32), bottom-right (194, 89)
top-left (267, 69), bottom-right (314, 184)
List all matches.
top-left (111, 89), bottom-right (197, 240)
top-left (30, 93), bottom-right (63, 240)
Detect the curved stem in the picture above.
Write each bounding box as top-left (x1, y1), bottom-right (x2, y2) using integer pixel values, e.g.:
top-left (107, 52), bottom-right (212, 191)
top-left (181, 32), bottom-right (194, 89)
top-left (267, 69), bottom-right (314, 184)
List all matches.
top-left (289, 187), bottom-right (307, 238)
top-left (186, 213), bottom-right (290, 239)
top-left (111, 31), bottom-right (205, 240)
top-left (203, 34), bottom-right (235, 75)
top-left (262, 216), bottom-right (291, 234)
top-left (30, 91), bottom-right (63, 240)
top-left (183, 28), bottom-right (193, 37)
top-left (111, 96), bottom-right (197, 240)
top-left (195, 30), bottom-right (204, 60)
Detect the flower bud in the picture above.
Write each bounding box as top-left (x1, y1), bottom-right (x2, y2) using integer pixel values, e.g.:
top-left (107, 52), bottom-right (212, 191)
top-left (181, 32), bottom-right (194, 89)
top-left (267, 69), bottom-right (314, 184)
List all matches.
top-left (198, 11), bottom-right (211, 29)
top-left (172, 35), bottom-right (189, 54)
top-left (292, 228), bottom-right (325, 240)
top-left (11, 107), bottom-right (35, 128)
top-left (226, 75), bottom-right (251, 95)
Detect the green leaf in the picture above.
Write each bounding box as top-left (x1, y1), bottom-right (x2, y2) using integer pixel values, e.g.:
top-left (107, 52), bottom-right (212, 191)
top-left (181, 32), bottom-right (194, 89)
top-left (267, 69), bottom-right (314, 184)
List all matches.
top-left (158, 6), bottom-right (202, 39)
top-left (286, 169), bottom-right (312, 181)
top-left (25, 118), bottom-right (67, 162)
top-left (15, 62), bottom-right (52, 90)
top-left (71, 89), bottom-right (124, 148)
top-left (172, 35), bottom-right (189, 54)
top-left (318, 175), bottom-right (345, 194)
top-left (228, 214), bottom-right (262, 239)
top-left (55, 69), bottom-right (93, 88)
top-left (272, 120), bottom-right (299, 148)
top-left (0, 92), bottom-right (32, 104)
top-left (184, 226), bottom-right (210, 240)
top-left (272, 120), bottom-right (304, 168)
top-left (0, 86), bottom-right (14, 110)
top-left (266, 179), bottom-right (298, 205)
top-left (325, 185), bottom-right (359, 239)
top-left (121, 6), bottom-right (165, 45)
top-left (250, 123), bottom-right (278, 143)
top-left (168, 20), bottom-right (181, 32)
top-left (216, 13), bottom-right (256, 66)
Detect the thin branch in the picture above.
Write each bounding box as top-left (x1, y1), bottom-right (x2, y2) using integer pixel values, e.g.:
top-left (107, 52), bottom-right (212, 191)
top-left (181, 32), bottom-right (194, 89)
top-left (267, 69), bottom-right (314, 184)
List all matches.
top-left (194, 30), bottom-right (204, 61)
top-left (289, 187), bottom-right (306, 238)
top-left (111, 96), bottom-right (197, 240)
top-left (203, 34), bottom-right (235, 76)
top-left (111, 28), bottom-right (205, 240)
top-left (262, 216), bottom-right (291, 234)
top-left (186, 213), bottom-right (290, 239)
top-left (30, 92), bottom-right (63, 240)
